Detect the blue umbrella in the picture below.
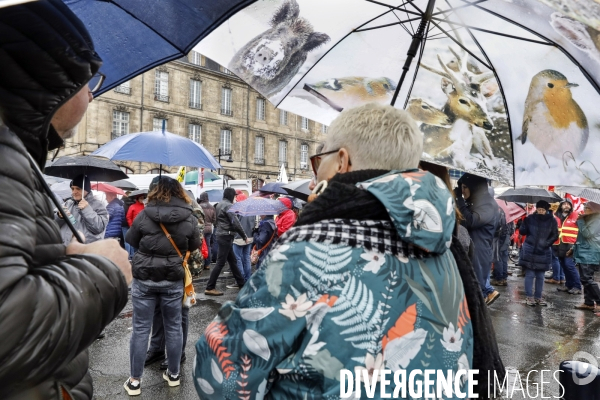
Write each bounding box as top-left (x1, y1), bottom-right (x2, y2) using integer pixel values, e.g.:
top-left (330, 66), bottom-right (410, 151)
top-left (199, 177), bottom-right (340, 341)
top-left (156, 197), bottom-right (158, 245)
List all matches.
top-left (91, 128), bottom-right (221, 170)
top-left (204, 189), bottom-right (223, 203)
top-left (64, 0), bottom-right (255, 95)
top-left (228, 198), bottom-right (288, 217)
top-left (259, 182), bottom-right (288, 195)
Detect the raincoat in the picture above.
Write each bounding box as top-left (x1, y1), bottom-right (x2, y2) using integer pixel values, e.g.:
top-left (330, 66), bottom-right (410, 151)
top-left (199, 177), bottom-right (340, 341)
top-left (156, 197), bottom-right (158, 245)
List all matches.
top-left (574, 213), bottom-right (600, 266)
top-left (56, 192), bottom-right (108, 246)
top-left (194, 170), bottom-right (473, 399)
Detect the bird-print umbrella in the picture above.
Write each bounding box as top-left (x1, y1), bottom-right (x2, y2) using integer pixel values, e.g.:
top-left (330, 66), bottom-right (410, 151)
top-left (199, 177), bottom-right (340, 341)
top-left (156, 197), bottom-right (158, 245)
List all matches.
top-left (193, 0), bottom-right (600, 187)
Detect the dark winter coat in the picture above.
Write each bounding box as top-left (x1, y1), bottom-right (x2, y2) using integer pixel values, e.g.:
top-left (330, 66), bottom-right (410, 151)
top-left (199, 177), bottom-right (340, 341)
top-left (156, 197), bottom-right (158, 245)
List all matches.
top-left (105, 198), bottom-right (125, 238)
top-left (126, 197), bottom-right (201, 281)
top-left (0, 2), bottom-right (128, 399)
top-left (121, 196), bottom-right (136, 228)
top-left (199, 192), bottom-right (217, 235)
top-left (214, 198), bottom-right (247, 239)
top-left (456, 175), bottom-right (499, 282)
top-left (252, 216), bottom-right (277, 266)
top-left (518, 213), bottom-right (559, 271)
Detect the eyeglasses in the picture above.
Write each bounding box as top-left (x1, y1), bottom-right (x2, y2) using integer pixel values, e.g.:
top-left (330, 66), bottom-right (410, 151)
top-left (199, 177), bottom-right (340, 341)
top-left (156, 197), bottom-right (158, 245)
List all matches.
top-left (310, 148), bottom-right (353, 175)
top-left (88, 72), bottom-right (105, 94)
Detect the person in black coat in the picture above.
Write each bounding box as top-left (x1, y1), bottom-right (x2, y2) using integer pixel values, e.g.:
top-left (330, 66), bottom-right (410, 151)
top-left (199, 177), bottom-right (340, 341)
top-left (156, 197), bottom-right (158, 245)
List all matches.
top-left (519, 200), bottom-right (559, 306)
top-left (0, 2), bottom-right (131, 399)
top-left (253, 214), bottom-right (278, 267)
top-left (455, 173), bottom-right (501, 305)
top-left (124, 177), bottom-right (200, 395)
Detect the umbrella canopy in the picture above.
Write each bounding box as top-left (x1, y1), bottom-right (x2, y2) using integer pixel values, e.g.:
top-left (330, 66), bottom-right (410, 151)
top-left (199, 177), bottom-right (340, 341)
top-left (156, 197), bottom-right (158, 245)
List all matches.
top-left (204, 189), bottom-right (224, 203)
top-left (184, 170), bottom-right (220, 185)
top-left (195, 0), bottom-right (600, 187)
top-left (228, 197), bottom-right (289, 216)
top-left (283, 179), bottom-right (312, 202)
top-left (259, 182), bottom-right (288, 195)
top-left (129, 188), bottom-right (149, 198)
top-left (50, 181), bottom-right (73, 201)
top-left (495, 199), bottom-right (526, 223)
top-left (91, 129), bottom-right (221, 169)
top-left (110, 179), bottom-right (138, 191)
top-left (558, 187), bottom-right (600, 204)
top-left (91, 182), bottom-right (126, 195)
top-left (497, 187), bottom-right (562, 204)
top-left (44, 156), bottom-right (128, 181)
top-left (63, 0), bottom-right (255, 96)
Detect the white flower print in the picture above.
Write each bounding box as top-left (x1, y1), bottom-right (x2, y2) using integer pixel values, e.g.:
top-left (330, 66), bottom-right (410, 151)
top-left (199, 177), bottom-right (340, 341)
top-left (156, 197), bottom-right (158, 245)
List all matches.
top-left (440, 322), bottom-right (463, 352)
top-left (279, 293), bottom-right (313, 321)
top-left (361, 251), bottom-right (385, 274)
top-left (303, 331), bottom-right (326, 357)
top-left (355, 353), bottom-right (384, 382)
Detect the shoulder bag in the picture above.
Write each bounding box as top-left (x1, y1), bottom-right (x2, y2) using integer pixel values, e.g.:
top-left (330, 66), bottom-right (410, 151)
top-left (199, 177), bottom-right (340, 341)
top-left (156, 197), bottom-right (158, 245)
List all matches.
top-left (159, 223), bottom-right (196, 307)
top-left (251, 229), bottom-right (277, 265)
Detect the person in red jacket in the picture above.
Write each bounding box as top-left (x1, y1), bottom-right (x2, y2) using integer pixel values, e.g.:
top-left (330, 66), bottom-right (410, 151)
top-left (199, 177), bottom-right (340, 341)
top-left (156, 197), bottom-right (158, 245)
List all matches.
top-left (127, 194), bottom-right (146, 227)
top-left (276, 197), bottom-right (296, 236)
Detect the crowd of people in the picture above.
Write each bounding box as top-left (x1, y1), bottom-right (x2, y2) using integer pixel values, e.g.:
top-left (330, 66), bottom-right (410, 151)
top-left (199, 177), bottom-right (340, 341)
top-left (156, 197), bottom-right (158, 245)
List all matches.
top-left (2, 1), bottom-right (600, 399)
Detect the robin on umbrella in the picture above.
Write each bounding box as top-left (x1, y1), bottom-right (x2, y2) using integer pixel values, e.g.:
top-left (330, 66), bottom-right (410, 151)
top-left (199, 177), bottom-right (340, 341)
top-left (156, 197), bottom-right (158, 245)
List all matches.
top-left (520, 69), bottom-right (589, 165)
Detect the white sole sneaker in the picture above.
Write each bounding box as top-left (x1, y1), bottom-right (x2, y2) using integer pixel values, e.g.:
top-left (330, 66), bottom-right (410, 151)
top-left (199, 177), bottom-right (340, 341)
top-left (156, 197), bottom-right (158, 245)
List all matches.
top-left (124, 379), bottom-right (141, 396)
top-left (163, 371), bottom-right (181, 387)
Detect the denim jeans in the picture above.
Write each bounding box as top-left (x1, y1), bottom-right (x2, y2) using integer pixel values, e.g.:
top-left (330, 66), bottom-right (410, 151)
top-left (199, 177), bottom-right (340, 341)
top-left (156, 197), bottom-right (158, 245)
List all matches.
top-left (130, 279), bottom-right (183, 378)
top-left (206, 235), bottom-right (245, 290)
top-left (525, 269), bottom-right (545, 299)
top-left (149, 305), bottom-right (189, 357)
top-left (122, 227), bottom-right (136, 260)
top-left (233, 243), bottom-right (252, 281)
top-left (552, 254), bottom-right (565, 281)
top-left (579, 264), bottom-right (600, 306)
top-left (204, 232), bottom-right (213, 267)
top-left (492, 248), bottom-right (509, 280)
top-left (560, 256), bottom-right (582, 290)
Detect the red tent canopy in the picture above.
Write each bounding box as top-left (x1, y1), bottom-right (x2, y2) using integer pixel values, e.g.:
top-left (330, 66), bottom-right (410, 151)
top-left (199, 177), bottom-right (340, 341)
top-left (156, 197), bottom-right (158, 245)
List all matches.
top-left (496, 199), bottom-right (526, 223)
top-left (91, 182), bottom-right (125, 195)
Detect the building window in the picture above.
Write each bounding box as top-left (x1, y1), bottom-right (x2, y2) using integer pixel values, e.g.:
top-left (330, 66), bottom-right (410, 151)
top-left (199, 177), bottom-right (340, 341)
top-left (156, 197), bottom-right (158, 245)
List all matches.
top-left (255, 136), bottom-right (265, 165)
top-left (119, 165), bottom-right (134, 174)
top-left (112, 110), bottom-right (129, 139)
top-left (153, 118), bottom-right (166, 132)
top-left (322, 124), bottom-right (328, 134)
top-left (221, 87), bottom-right (232, 116)
top-left (256, 98), bottom-right (266, 121)
top-left (154, 70), bottom-right (169, 102)
top-left (223, 67), bottom-right (235, 75)
top-left (220, 129), bottom-right (232, 154)
top-left (300, 144), bottom-right (308, 169)
top-left (301, 116), bottom-right (309, 130)
top-left (279, 140), bottom-right (287, 166)
top-left (189, 124), bottom-right (201, 143)
top-left (190, 51), bottom-right (201, 65)
top-left (189, 79), bottom-right (202, 109)
top-left (279, 110), bottom-right (288, 126)
top-left (114, 81), bottom-right (131, 95)
top-left (147, 168), bottom-right (169, 174)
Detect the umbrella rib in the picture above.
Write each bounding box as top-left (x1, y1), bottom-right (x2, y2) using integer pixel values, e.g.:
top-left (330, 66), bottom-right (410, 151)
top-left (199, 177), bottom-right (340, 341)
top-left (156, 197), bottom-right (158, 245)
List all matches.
top-left (431, 0), bottom-right (489, 16)
top-left (275, 6), bottom-right (404, 108)
top-left (428, 20), bottom-right (493, 70)
top-left (354, 17), bottom-right (423, 32)
top-left (363, 0), bottom-right (422, 16)
top-left (432, 18), bottom-right (551, 45)
top-left (392, 10), bottom-right (414, 35)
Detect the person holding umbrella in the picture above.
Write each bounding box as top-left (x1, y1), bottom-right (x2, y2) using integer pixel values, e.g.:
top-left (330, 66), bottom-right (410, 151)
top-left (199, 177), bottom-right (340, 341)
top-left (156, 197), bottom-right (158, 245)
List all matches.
top-left (517, 201), bottom-right (559, 306)
top-left (56, 175), bottom-right (109, 246)
top-left (0, 1), bottom-right (131, 398)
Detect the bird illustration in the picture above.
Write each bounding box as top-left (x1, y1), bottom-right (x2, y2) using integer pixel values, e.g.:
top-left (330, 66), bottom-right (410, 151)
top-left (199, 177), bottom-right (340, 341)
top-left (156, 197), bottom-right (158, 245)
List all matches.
top-left (306, 76), bottom-right (397, 109)
top-left (519, 69), bottom-right (589, 165)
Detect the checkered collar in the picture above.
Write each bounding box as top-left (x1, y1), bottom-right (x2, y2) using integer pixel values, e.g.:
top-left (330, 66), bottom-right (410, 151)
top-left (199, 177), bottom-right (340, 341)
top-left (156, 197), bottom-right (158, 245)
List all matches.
top-left (279, 218), bottom-right (429, 258)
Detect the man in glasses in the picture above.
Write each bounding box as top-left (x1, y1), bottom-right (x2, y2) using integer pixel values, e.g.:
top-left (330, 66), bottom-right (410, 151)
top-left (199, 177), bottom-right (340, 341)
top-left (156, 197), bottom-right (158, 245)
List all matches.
top-left (194, 103), bottom-right (473, 398)
top-left (0, 1), bottom-right (131, 399)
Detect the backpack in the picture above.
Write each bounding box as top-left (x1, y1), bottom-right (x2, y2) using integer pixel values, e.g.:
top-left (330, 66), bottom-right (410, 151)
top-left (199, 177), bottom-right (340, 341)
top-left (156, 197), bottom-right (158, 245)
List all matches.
top-left (494, 208), bottom-right (508, 241)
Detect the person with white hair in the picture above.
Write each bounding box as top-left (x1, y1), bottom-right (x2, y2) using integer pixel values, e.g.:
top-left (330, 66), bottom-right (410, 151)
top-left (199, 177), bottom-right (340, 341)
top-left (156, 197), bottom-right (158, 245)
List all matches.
top-left (193, 103), bottom-right (473, 398)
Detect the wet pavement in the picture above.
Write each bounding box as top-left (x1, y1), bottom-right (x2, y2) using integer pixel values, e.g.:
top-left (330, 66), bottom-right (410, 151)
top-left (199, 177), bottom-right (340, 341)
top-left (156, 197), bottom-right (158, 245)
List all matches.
top-left (89, 262), bottom-right (600, 399)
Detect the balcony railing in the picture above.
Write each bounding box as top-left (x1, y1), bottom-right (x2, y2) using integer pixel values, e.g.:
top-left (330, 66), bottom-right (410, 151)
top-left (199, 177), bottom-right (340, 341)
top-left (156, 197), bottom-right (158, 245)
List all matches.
top-left (254, 158), bottom-right (265, 165)
top-left (189, 101), bottom-right (202, 109)
top-left (115, 86), bottom-right (131, 95)
top-left (154, 93), bottom-right (169, 103)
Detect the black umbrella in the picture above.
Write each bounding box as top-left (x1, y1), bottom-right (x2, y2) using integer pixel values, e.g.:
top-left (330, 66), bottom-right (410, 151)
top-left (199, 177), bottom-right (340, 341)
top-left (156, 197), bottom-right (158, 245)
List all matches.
top-left (130, 189), bottom-right (149, 198)
top-left (282, 179), bottom-right (311, 202)
top-left (111, 179), bottom-right (138, 191)
top-left (44, 156), bottom-right (128, 182)
top-left (259, 182), bottom-right (288, 195)
top-left (497, 188), bottom-right (562, 204)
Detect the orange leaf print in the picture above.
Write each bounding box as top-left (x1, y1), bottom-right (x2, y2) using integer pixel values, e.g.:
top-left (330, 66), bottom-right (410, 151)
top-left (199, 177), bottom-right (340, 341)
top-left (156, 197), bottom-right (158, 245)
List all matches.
top-left (205, 322), bottom-right (235, 379)
top-left (315, 294), bottom-right (338, 307)
top-left (402, 170), bottom-right (427, 182)
top-left (382, 303), bottom-right (417, 350)
top-left (457, 297), bottom-right (471, 334)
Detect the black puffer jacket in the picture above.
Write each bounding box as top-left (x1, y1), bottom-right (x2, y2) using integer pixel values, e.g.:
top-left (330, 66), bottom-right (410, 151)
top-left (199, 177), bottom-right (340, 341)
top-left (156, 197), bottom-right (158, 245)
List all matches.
top-left (0, 2), bottom-right (128, 399)
top-left (126, 197), bottom-right (201, 281)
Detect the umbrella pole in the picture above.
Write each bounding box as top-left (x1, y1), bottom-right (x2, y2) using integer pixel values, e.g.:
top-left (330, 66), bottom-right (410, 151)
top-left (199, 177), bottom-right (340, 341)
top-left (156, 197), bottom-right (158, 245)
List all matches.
top-left (390, 0), bottom-right (436, 106)
top-left (160, 164), bottom-right (162, 177)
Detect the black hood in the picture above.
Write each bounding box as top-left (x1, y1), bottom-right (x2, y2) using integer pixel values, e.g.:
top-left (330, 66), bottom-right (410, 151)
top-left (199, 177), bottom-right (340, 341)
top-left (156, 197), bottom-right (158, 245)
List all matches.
top-left (0, 0), bottom-right (102, 168)
top-left (458, 173), bottom-right (491, 205)
top-left (145, 197), bottom-right (193, 224)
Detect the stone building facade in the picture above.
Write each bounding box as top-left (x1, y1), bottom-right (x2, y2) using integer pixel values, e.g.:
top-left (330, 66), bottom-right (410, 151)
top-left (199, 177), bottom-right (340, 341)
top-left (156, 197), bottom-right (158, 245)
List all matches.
top-left (60, 51), bottom-right (327, 181)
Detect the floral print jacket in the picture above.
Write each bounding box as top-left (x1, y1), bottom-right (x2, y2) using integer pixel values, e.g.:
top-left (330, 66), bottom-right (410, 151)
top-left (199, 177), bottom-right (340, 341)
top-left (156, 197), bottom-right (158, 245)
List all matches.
top-left (194, 170), bottom-right (473, 399)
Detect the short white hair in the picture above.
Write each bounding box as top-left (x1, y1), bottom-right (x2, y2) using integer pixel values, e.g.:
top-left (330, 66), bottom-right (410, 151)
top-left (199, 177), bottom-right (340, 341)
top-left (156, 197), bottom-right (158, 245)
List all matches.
top-left (324, 103), bottom-right (423, 171)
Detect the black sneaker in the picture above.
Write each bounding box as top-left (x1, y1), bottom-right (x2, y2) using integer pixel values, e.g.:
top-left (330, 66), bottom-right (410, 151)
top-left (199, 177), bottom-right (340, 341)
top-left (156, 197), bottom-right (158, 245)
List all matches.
top-left (124, 378), bottom-right (141, 396)
top-left (160, 354), bottom-right (186, 370)
top-left (145, 351), bottom-right (165, 366)
top-left (557, 286), bottom-right (570, 292)
top-left (163, 371), bottom-right (181, 387)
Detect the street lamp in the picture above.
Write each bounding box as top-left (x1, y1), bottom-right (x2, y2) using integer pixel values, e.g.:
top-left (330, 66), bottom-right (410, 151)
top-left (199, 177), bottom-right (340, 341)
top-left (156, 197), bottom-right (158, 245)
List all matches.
top-left (215, 148), bottom-right (233, 188)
